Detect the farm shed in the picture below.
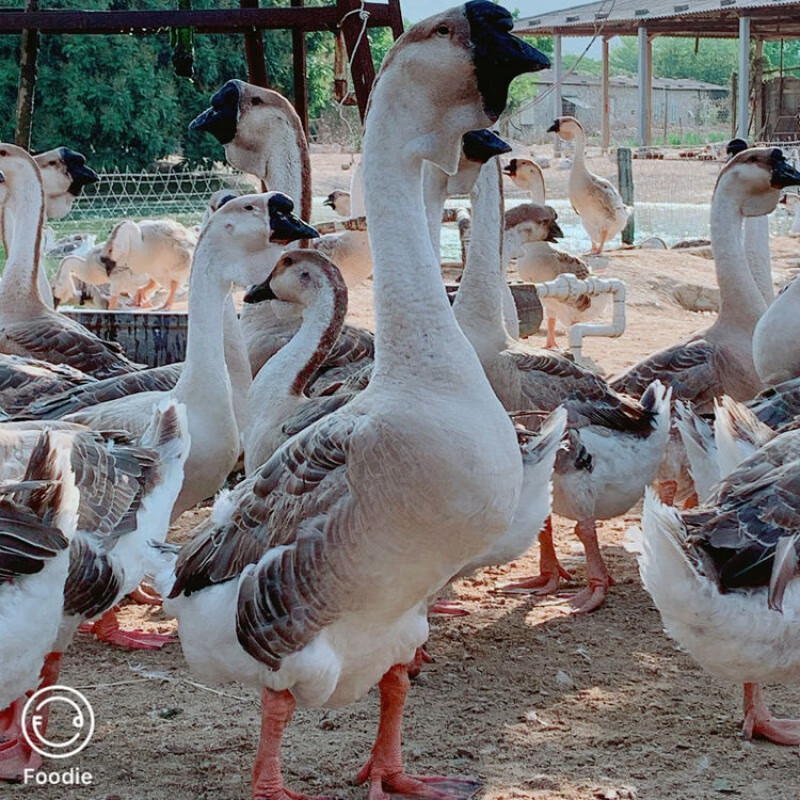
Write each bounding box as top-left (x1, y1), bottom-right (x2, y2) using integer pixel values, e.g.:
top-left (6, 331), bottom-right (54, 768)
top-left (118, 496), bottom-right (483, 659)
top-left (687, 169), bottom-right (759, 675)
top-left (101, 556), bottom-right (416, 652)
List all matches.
top-left (514, 0), bottom-right (800, 148)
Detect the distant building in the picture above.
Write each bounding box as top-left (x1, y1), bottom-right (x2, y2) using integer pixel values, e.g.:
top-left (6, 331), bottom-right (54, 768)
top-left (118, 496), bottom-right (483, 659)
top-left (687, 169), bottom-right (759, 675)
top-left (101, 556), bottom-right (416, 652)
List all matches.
top-left (505, 70), bottom-right (730, 143)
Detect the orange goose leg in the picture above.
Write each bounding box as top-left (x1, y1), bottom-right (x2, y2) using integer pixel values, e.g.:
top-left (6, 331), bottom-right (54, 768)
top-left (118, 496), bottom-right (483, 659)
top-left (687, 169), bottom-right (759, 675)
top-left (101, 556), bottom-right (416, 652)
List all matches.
top-left (252, 689), bottom-right (338, 800)
top-left (79, 607), bottom-right (174, 650)
top-left (127, 582), bottom-right (163, 607)
top-left (496, 518), bottom-right (573, 596)
top-left (0, 652), bottom-right (63, 782)
top-left (567, 518), bottom-right (614, 614)
top-left (543, 318), bottom-right (560, 350)
top-left (742, 683), bottom-right (800, 745)
top-left (355, 664), bottom-right (481, 800)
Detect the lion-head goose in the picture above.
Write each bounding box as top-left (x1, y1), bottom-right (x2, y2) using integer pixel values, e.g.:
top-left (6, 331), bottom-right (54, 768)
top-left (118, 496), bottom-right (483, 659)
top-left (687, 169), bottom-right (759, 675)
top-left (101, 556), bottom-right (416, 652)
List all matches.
top-left (100, 219), bottom-right (194, 310)
top-left (159, 8), bottom-right (547, 800)
top-left (453, 161), bottom-right (670, 613)
top-left (612, 148), bottom-right (800, 502)
top-left (0, 432), bottom-right (79, 780)
top-left (0, 144), bottom-right (144, 378)
top-left (503, 157), bottom-right (546, 205)
top-left (504, 202), bottom-right (609, 349)
top-left (63, 193), bottom-right (315, 520)
top-left (637, 428), bottom-right (800, 746)
top-left (243, 250), bottom-right (357, 475)
top-left (323, 189), bottom-right (351, 217)
top-left (547, 116), bottom-right (631, 253)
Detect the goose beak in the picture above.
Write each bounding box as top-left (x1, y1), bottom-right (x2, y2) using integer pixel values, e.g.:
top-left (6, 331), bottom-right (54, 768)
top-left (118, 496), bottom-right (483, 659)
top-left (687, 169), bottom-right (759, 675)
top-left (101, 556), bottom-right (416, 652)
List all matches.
top-left (190, 80), bottom-right (241, 145)
top-left (770, 149), bottom-right (800, 188)
top-left (464, 1), bottom-right (550, 122)
top-left (323, 194), bottom-right (336, 209)
top-left (547, 221), bottom-right (564, 242)
top-left (52, 295), bottom-right (61, 309)
top-left (243, 278), bottom-right (277, 304)
top-left (502, 160), bottom-right (517, 177)
top-left (267, 193), bottom-right (319, 244)
top-left (0, 171), bottom-right (5, 183)
top-left (60, 148), bottom-right (99, 196)
top-left (547, 120), bottom-right (560, 134)
top-left (462, 129), bottom-right (512, 164)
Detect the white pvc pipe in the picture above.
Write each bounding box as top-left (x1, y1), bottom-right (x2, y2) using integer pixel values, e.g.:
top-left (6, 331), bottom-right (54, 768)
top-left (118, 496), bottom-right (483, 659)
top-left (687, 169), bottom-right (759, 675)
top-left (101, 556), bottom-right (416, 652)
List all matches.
top-left (534, 273), bottom-right (627, 367)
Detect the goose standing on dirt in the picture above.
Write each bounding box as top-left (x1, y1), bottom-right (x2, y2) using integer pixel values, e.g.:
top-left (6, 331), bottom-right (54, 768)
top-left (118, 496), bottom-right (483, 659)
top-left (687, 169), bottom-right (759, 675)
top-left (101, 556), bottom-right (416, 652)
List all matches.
top-left (0, 145), bottom-right (143, 378)
top-left (503, 203), bottom-right (608, 349)
top-left (452, 161), bottom-right (670, 613)
top-left (638, 428), bottom-right (800, 746)
top-left (160, 8), bottom-right (548, 800)
top-left (548, 117), bottom-right (630, 253)
top-left (62, 193), bottom-right (316, 520)
top-left (612, 148), bottom-right (800, 503)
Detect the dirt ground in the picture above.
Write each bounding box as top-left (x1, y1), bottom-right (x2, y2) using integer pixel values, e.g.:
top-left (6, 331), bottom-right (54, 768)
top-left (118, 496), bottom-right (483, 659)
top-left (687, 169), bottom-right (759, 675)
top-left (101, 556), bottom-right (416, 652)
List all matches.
top-left (13, 176), bottom-right (800, 799)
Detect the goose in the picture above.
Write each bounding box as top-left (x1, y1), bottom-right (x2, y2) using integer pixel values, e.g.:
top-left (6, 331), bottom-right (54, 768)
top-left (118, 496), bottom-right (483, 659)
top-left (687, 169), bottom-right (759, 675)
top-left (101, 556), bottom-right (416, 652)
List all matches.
top-left (547, 117), bottom-right (630, 253)
top-left (0, 144), bottom-right (144, 378)
top-left (158, 9), bottom-right (547, 800)
top-left (0, 404), bottom-right (188, 776)
top-left (100, 219), bottom-right (194, 310)
top-left (422, 128), bottom-right (520, 337)
top-left (323, 189), bottom-right (351, 217)
top-left (0, 355), bottom-right (95, 417)
top-left (62, 193), bottom-right (316, 520)
top-left (637, 430), bottom-right (800, 746)
top-left (612, 148), bottom-right (800, 503)
top-left (201, 188), bottom-right (241, 228)
top-left (753, 275), bottom-right (800, 386)
top-left (243, 251), bottom-right (356, 474)
top-left (190, 80), bottom-right (377, 372)
top-left (503, 203), bottom-right (609, 349)
top-left (781, 191), bottom-right (800, 237)
top-left (502, 157), bottom-right (546, 204)
top-left (0, 432), bottom-right (79, 781)
top-left (452, 160), bottom-right (671, 613)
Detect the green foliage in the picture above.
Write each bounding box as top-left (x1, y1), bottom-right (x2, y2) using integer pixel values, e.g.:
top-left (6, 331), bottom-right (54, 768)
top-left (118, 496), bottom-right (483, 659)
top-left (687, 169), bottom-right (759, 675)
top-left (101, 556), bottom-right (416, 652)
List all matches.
top-left (562, 53), bottom-right (603, 76)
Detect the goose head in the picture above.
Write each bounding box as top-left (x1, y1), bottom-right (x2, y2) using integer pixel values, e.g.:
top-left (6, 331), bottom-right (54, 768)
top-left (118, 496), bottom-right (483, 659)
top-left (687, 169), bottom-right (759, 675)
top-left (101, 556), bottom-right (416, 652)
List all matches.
top-left (504, 203), bottom-right (562, 256)
top-left (100, 219), bottom-right (140, 274)
top-left (0, 144), bottom-right (45, 215)
top-left (201, 188), bottom-right (241, 228)
top-left (323, 190), bottom-right (351, 217)
top-left (34, 147), bottom-right (98, 220)
top-left (716, 147), bottom-right (800, 218)
top-left (200, 191), bottom-right (319, 287)
top-left (503, 158), bottom-right (543, 190)
top-left (190, 81), bottom-right (303, 179)
top-left (370, 2), bottom-right (549, 174)
top-left (245, 250), bottom-right (347, 321)
top-left (547, 116), bottom-right (584, 142)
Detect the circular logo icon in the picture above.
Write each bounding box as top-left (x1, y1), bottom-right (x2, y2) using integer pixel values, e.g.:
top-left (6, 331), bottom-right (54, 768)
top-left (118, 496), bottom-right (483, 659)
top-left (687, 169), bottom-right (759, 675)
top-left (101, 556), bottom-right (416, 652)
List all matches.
top-left (21, 685), bottom-right (95, 759)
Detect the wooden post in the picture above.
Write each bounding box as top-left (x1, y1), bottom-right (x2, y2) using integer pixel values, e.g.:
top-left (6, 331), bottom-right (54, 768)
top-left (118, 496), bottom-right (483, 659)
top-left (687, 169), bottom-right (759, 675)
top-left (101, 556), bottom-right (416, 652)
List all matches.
top-left (338, 0), bottom-right (376, 123)
top-left (386, 0), bottom-right (404, 40)
top-left (738, 15), bottom-right (751, 139)
top-left (645, 33), bottom-right (653, 146)
top-left (241, 0), bottom-right (268, 87)
top-left (754, 36), bottom-right (763, 139)
top-left (290, 0), bottom-right (308, 137)
top-left (637, 25), bottom-right (649, 150)
top-left (618, 147), bottom-right (634, 245)
top-left (601, 37), bottom-right (610, 153)
top-left (14, 0), bottom-right (39, 149)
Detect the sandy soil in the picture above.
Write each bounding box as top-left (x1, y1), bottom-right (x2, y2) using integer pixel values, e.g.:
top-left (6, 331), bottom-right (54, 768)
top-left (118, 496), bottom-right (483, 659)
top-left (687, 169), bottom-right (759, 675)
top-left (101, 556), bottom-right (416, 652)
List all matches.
top-left (11, 235), bottom-right (800, 800)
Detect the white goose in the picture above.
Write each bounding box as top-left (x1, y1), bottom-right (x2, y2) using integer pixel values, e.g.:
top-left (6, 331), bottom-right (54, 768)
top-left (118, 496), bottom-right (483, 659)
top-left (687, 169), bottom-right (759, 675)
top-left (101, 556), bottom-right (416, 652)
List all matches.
top-left (453, 159), bottom-right (670, 613)
top-left (638, 429), bottom-right (800, 746)
top-left (503, 157), bottom-right (546, 204)
top-left (160, 8), bottom-right (547, 800)
top-left (548, 117), bottom-right (631, 253)
top-left (62, 193), bottom-right (316, 520)
top-left (753, 276), bottom-right (800, 386)
top-left (0, 145), bottom-right (143, 378)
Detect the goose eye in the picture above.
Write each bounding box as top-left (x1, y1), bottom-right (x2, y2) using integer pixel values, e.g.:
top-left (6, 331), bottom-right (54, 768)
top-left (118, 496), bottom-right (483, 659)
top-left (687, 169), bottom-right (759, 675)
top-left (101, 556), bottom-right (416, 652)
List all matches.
top-left (435, 24), bottom-right (450, 36)
top-left (251, 97), bottom-right (263, 106)
top-left (300, 271), bottom-right (310, 281)
top-left (0, 150), bottom-right (7, 157)
top-left (284, 257), bottom-right (294, 266)
top-left (244, 204), bottom-right (255, 211)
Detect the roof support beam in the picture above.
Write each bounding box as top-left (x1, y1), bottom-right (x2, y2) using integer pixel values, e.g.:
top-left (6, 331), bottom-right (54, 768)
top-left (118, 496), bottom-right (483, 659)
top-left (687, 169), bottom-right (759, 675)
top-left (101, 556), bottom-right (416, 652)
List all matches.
top-left (738, 15), bottom-right (751, 139)
top-left (601, 37), bottom-right (610, 152)
top-left (638, 25), bottom-right (652, 148)
top-left (553, 33), bottom-right (563, 154)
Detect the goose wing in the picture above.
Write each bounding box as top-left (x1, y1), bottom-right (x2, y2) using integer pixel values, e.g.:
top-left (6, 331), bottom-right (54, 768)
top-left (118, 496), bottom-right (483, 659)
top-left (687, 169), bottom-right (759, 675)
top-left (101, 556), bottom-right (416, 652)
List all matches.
top-left (325, 325), bottom-right (374, 367)
top-left (747, 377), bottom-right (800, 430)
top-left (19, 363), bottom-right (182, 420)
top-left (611, 339), bottom-right (725, 406)
top-left (1, 315), bottom-right (143, 379)
top-left (170, 410), bottom-right (371, 669)
top-left (586, 173), bottom-right (628, 218)
top-left (0, 354), bottom-right (95, 416)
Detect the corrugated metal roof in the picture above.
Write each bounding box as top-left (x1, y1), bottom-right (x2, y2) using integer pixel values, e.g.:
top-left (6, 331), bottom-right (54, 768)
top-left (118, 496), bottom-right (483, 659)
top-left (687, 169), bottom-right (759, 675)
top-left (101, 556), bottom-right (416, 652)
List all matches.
top-left (532, 68), bottom-right (729, 90)
top-left (515, 0), bottom-right (800, 34)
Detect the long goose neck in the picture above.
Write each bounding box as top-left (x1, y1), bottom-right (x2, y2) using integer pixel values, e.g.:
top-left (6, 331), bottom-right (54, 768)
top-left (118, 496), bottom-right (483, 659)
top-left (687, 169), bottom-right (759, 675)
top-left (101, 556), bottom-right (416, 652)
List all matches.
top-left (569, 129), bottom-right (587, 186)
top-left (253, 281), bottom-right (346, 399)
top-left (422, 163), bottom-right (448, 264)
top-left (0, 163), bottom-right (46, 315)
top-left (743, 215), bottom-right (773, 305)
top-left (223, 291), bottom-right (252, 429)
top-left (174, 238), bottom-right (232, 402)
top-left (363, 117), bottom-right (487, 388)
top-left (710, 180), bottom-right (768, 332)
top-left (264, 114), bottom-right (312, 223)
top-left (453, 160), bottom-right (508, 349)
